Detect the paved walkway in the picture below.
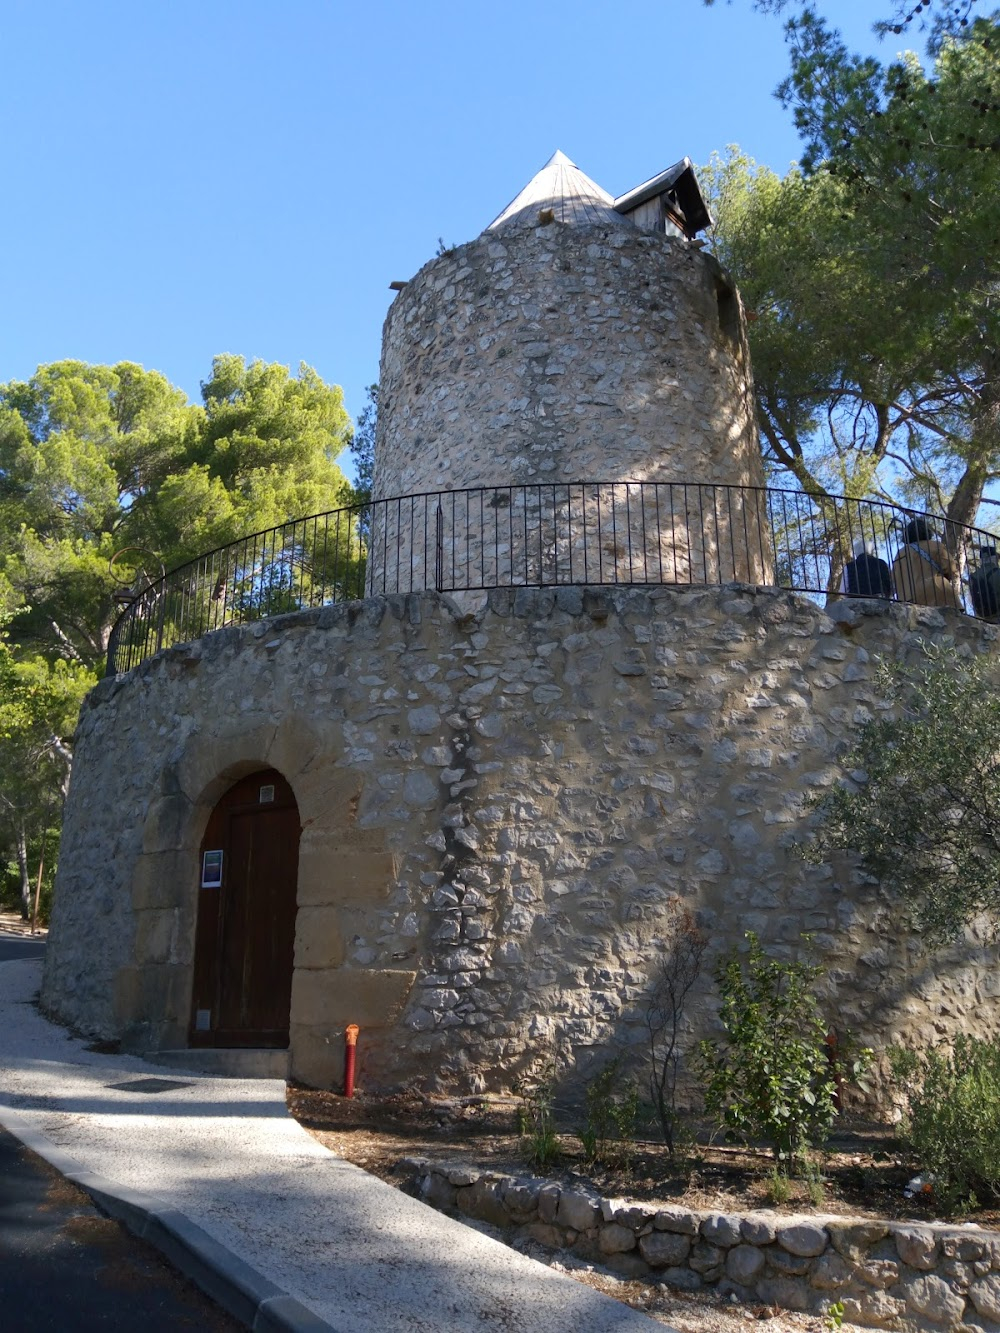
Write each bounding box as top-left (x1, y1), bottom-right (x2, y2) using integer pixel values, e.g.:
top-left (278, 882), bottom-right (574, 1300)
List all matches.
top-left (0, 1122), bottom-right (242, 1330)
top-left (0, 956), bottom-right (660, 1332)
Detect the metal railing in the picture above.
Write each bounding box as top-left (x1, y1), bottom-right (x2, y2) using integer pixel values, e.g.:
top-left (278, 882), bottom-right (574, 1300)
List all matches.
top-left (106, 482), bottom-right (999, 675)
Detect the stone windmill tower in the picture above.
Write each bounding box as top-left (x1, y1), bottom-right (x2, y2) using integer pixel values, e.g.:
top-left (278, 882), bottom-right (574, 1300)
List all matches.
top-left (370, 151), bottom-right (772, 594)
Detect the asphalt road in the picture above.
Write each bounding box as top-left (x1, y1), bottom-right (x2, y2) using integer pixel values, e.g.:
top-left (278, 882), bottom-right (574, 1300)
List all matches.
top-left (0, 1125), bottom-right (244, 1331)
top-left (0, 936), bottom-right (46, 963)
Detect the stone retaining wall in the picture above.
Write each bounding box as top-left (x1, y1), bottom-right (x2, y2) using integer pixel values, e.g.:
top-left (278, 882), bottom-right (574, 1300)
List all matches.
top-left (43, 585), bottom-right (1000, 1095)
top-left (411, 1160), bottom-right (1000, 1332)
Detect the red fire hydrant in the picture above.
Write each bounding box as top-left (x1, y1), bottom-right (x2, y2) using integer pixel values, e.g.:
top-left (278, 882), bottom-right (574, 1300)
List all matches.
top-left (344, 1024), bottom-right (360, 1098)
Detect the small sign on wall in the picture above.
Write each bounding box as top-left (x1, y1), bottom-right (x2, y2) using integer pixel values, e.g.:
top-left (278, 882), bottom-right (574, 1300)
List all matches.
top-left (201, 850), bottom-right (223, 888)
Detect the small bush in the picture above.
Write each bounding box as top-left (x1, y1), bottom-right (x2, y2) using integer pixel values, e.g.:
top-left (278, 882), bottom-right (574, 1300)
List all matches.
top-left (512, 1064), bottom-right (560, 1169)
top-left (803, 1157), bottom-right (827, 1207)
top-left (765, 1167), bottom-right (792, 1205)
top-left (577, 1056), bottom-right (639, 1169)
top-left (698, 932), bottom-right (871, 1163)
top-left (889, 1035), bottom-right (1000, 1212)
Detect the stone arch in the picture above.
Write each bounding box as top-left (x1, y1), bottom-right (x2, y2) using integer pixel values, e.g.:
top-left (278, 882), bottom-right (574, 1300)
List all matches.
top-left (120, 732), bottom-right (282, 1052)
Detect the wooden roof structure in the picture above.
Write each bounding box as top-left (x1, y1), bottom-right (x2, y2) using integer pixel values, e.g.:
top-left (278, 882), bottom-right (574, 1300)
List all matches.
top-left (487, 151), bottom-right (631, 233)
top-left (485, 151), bottom-right (712, 239)
top-left (614, 158), bottom-right (713, 236)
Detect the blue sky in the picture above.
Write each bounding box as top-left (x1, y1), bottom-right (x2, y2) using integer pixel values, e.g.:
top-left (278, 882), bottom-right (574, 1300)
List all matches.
top-left (1, 1), bottom-right (898, 476)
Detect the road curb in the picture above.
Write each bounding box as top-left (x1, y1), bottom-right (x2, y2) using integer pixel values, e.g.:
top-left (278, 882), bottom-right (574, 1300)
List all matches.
top-left (0, 1104), bottom-right (338, 1332)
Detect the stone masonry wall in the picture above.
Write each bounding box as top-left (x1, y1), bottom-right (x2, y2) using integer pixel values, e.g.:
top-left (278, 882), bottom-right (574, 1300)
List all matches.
top-left (369, 222), bottom-right (772, 594)
top-left (43, 586), bottom-right (1000, 1095)
top-left (412, 1160), bottom-right (1000, 1333)
top-left (376, 223), bottom-right (763, 497)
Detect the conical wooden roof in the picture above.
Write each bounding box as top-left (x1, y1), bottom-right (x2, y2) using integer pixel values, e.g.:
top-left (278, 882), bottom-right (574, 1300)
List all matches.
top-left (486, 150), bottom-right (635, 233)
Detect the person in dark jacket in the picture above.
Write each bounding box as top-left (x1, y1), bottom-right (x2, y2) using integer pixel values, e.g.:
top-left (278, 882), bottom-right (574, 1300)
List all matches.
top-left (841, 538), bottom-right (892, 598)
top-left (970, 545), bottom-right (1000, 621)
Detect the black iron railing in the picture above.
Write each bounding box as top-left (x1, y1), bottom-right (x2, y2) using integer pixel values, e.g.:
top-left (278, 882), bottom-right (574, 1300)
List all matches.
top-left (106, 482), bottom-right (998, 675)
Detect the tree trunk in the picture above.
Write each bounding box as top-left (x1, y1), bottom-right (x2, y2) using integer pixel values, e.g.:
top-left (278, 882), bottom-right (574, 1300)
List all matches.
top-left (945, 356), bottom-right (1000, 535)
top-left (31, 825), bottom-right (47, 934)
top-left (946, 459), bottom-right (990, 536)
top-left (16, 823), bottom-right (31, 920)
top-left (942, 356), bottom-right (1000, 597)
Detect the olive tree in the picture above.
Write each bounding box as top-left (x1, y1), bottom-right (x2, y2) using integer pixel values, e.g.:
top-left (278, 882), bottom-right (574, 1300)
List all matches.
top-left (803, 644), bottom-right (1000, 943)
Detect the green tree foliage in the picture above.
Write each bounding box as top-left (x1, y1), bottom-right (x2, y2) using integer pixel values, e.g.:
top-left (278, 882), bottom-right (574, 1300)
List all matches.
top-left (706, 0), bottom-right (993, 47)
top-left (704, 11), bottom-right (1000, 542)
top-left (804, 645), bottom-right (1000, 943)
top-left (0, 356), bottom-right (352, 672)
top-left (350, 383), bottom-right (378, 504)
top-left (0, 597), bottom-right (90, 918)
top-left (697, 933), bottom-right (869, 1162)
top-left (0, 355), bottom-right (352, 915)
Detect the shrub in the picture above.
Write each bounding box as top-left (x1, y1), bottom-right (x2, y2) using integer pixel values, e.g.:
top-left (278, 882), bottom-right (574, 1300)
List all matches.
top-left (889, 1035), bottom-right (1000, 1211)
top-left (645, 908), bottom-right (707, 1159)
top-left (802, 646), bottom-right (1000, 945)
top-left (512, 1063), bottom-right (560, 1169)
top-left (577, 1056), bottom-right (639, 1169)
top-left (698, 932), bottom-right (870, 1164)
top-left (765, 1166), bottom-right (792, 1205)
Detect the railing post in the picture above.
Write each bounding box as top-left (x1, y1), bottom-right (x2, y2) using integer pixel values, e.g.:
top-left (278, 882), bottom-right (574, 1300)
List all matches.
top-left (155, 587), bottom-right (167, 656)
top-left (435, 502), bottom-right (444, 592)
top-left (106, 616), bottom-right (123, 677)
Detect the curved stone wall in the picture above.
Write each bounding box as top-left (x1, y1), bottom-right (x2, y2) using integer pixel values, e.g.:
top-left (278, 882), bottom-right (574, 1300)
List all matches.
top-left (370, 223), bottom-right (771, 593)
top-left (43, 588), bottom-right (1000, 1095)
top-left (375, 224), bottom-right (762, 496)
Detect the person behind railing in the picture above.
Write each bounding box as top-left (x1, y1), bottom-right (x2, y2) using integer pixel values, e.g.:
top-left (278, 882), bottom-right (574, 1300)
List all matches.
top-left (969, 545), bottom-right (1000, 622)
top-left (840, 538), bottom-right (892, 599)
top-left (891, 517), bottom-right (961, 611)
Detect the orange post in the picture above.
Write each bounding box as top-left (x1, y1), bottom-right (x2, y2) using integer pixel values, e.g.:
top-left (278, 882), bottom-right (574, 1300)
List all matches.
top-left (344, 1024), bottom-right (360, 1098)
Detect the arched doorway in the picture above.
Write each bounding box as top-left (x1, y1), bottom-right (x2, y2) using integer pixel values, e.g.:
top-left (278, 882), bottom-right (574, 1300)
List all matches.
top-left (189, 768), bottom-right (300, 1049)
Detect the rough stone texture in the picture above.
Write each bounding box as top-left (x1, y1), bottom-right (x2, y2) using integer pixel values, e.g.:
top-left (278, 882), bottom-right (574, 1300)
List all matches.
top-left (556, 1189), bottom-right (600, 1233)
top-left (899, 1274), bottom-right (966, 1326)
top-left (44, 587), bottom-right (1000, 1098)
top-left (655, 1208), bottom-right (700, 1236)
top-left (370, 221), bottom-right (771, 593)
top-left (599, 1224), bottom-right (638, 1254)
top-left (702, 1214), bottom-right (742, 1248)
top-left (690, 1241), bottom-right (724, 1275)
top-left (376, 223), bottom-right (763, 500)
top-left (537, 1184), bottom-right (560, 1225)
top-left (768, 1247), bottom-right (813, 1276)
top-left (896, 1229), bottom-right (940, 1272)
top-left (409, 1162), bottom-right (1000, 1333)
top-left (756, 1277), bottom-right (814, 1312)
top-left (858, 1259), bottom-right (902, 1290)
top-left (640, 1231), bottom-right (692, 1268)
top-left (742, 1216), bottom-right (778, 1245)
top-left (726, 1245), bottom-right (766, 1284)
top-left (968, 1274), bottom-right (1000, 1322)
top-left (811, 1251), bottom-right (851, 1291)
top-left (778, 1222), bottom-right (829, 1258)
top-left (830, 1222), bottom-right (892, 1265)
top-left (456, 1178), bottom-right (508, 1227)
top-left (843, 1291), bottom-right (907, 1329)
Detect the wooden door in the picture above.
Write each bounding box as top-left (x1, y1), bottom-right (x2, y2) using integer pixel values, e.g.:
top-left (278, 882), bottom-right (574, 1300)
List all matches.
top-left (189, 769), bottom-right (300, 1048)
